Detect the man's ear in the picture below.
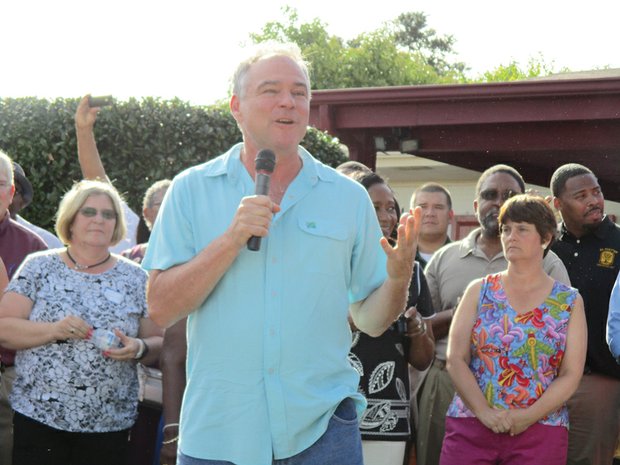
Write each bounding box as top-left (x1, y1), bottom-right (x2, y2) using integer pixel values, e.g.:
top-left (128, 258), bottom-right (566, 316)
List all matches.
top-left (552, 196), bottom-right (561, 211)
top-left (230, 95), bottom-right (241, 124)
top-left (142, 207), bottom-right (153, 228)
top-left (448, 209), bottom-right (455, 221)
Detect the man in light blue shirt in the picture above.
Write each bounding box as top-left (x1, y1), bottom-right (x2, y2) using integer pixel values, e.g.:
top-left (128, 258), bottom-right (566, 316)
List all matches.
top-left (142, 42), bottom-right (418, 465)
top-left (608, 277), bottom-right (620, 361)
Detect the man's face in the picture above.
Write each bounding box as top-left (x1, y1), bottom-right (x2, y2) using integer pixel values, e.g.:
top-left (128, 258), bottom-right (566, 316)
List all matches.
top-left (413, 191), bottom-right (453, 239)
top-left (230, 55), bottom-right (310, 156)
top-left (8, 181), bottom-right (26, 216)
top-left (0, 170), bottom-right (15, 219)
top-left (554, 173), bottom-right (604, 234)
top-left (143, 187), bottom-right (168, 231)
top-left (474, 172), bottom-right (523, 236)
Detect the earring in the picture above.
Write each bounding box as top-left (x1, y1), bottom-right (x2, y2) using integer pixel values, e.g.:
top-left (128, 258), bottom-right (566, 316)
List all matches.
top-left (542, 243), bottom-right (548, 249)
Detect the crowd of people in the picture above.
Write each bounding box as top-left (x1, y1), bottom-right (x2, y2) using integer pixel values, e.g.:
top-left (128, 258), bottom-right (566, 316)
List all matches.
top-left (0, 41), bottom-right (619, 465)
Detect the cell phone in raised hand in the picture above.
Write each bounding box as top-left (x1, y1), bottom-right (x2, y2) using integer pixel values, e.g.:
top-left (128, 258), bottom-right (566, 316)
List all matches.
top-left (88, 95), bottom-right (113, 107)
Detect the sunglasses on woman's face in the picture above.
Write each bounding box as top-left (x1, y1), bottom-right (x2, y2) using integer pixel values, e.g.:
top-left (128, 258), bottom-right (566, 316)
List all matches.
top-left (79, 207), bottom-right (117, 220)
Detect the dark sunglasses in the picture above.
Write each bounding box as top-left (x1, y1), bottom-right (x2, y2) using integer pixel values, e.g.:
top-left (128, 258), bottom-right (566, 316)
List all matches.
top-left (79, 207), bottom-right (117, 220)
top-left (479, 189), bottom-right (517, 202)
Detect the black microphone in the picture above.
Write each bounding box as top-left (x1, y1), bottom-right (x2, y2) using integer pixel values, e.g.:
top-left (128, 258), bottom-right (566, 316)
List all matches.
top-left (247, 149), bottom-right (276, 251)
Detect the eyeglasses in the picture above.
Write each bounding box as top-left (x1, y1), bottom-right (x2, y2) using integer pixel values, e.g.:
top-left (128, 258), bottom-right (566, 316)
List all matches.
top-left (79, 207), bottom-right (117, 220)
top-left (479, 189), bottom-right (518, 202)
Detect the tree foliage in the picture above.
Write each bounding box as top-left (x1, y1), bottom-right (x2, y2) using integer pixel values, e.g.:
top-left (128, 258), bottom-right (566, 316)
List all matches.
top-left (477, 55), bottom-right (564, 82)
top-left (250, 7), bottom-right (567, 87)
top-left (250, 6), bottom-right (465, 89)
top-left (0, 97), bottom-right (346, 231)
top-left (391, 12), bottom-right (466, 77)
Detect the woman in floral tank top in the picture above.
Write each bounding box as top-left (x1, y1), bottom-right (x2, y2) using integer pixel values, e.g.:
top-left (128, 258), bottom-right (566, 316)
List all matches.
top-left (440, 194), bottom-right (587, 465)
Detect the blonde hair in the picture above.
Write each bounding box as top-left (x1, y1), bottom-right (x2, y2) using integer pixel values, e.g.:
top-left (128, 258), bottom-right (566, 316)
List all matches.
top-left (55, 180), bottom-right (127, 246)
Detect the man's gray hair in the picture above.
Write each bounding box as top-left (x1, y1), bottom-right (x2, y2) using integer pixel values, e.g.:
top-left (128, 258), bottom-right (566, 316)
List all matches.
top-left (0, 151), bottom-right (14, 185)
top-left (231, 41), bottom-right (311, 98)
top-left (142, 179), bottom-right (171, 211)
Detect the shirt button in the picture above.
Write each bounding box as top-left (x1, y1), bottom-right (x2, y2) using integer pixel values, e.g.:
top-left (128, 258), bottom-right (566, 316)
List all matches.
top-left (271, 257), bottom-right (277, 264)
top-left (271, 291), bottom-right (277, 297)
top-left (268, 368), bottom-right (275, 375)
top-left (574, 252), bottom-right (579, 257)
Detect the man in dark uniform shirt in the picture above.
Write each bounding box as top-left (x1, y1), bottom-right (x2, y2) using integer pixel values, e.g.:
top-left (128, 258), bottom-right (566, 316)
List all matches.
top-left (550, 163), bottom-right (620, 465)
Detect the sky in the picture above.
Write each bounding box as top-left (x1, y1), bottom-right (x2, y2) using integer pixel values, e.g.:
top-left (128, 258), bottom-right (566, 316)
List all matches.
top-left (1, 0), bottom-right (618, 106)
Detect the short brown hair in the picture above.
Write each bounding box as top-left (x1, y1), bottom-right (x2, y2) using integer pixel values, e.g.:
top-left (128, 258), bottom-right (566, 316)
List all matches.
top-left (498, 193), bottom-right (557, 249)
top-left (411, 182), bottom-right (452, 209)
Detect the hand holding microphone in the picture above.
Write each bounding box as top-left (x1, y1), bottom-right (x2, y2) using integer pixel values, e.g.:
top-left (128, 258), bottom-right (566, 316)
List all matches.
top-left (247, 149), bottom-right (276, 251)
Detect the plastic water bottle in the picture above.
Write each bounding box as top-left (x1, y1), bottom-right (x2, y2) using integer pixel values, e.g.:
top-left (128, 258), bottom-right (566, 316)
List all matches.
top-left (91, 328), bottom-right (121, 351)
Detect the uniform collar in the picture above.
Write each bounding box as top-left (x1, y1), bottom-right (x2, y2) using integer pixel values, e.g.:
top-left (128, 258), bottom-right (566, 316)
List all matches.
top-left (559, 215), bottom-right (614, 241)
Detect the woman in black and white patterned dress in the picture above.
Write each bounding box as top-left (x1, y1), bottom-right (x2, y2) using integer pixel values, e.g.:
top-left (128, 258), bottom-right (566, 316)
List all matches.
top-left (346, 172), bottom-right (436, 465)
top-left (0, 180), bottom-right (163, 465)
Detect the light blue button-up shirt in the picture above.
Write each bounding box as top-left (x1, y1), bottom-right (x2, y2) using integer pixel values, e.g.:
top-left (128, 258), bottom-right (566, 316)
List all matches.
top-left (607, 273), bottom-right (620, 360)
top-left (143, 144), bottom-right (387, 465)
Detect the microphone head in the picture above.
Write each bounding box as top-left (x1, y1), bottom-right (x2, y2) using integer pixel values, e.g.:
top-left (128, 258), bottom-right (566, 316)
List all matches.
top-left (255, 149), bottom-right (276, 173)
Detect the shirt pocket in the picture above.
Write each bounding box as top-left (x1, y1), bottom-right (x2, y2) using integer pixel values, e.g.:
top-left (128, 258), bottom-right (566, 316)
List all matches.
top-left (295, 216), bottom-right (350, 276)
top-left (297, 217), bottom-right (348, 240)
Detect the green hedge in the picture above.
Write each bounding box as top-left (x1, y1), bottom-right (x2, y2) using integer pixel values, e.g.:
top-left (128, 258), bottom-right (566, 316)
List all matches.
top-left (0, 97), bottom-right (346, 231)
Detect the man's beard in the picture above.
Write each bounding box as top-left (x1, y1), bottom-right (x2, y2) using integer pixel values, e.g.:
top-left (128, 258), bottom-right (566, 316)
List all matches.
top-left (582, 216), bottom-right (604, 233)
top-left (578, 206), bottom-right (604, 233)
top-left (479, 210), bottom-right (499, 236)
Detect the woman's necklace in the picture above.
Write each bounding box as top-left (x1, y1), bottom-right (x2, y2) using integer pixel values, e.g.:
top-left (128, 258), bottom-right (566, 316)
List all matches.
top-left (66, 248), bottom-right (111, 271)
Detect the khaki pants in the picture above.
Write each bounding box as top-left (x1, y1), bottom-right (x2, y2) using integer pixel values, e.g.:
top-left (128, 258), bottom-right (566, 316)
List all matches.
top-left (415, 359), bottom-right (454, 465)
top-left (566, 372), bottom-right (620, 465)
top-left (0, 366), bottom-right (16, 465)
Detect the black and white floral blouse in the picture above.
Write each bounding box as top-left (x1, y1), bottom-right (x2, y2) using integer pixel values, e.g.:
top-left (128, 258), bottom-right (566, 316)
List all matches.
top-left (7, 250), bottom-right (148, 433)
top-left (349, 261), bottom-right (435, 442)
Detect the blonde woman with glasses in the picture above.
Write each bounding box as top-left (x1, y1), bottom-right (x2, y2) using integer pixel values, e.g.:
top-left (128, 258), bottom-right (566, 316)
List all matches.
top-left (0, 180), bottom-right (162, 465)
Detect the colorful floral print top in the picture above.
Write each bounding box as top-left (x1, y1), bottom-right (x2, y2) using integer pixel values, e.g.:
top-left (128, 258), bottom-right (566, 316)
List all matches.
top-left (446, 273), bottom-right (578, 427)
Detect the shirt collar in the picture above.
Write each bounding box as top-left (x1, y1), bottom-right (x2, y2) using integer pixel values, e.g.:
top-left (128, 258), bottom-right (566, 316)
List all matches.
top-left (201, 143), bottom-right (338, 186)
top-left (0, 210), bottom-right (10, 233)
top-left (458, 227), bottom-right (482, 258)
top-left (559, 215), bottom-right (613, 241)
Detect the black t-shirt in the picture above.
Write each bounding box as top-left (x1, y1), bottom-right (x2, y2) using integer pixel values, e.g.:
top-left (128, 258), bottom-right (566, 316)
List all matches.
top-left (551, 216), bottom-right (620, 379)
